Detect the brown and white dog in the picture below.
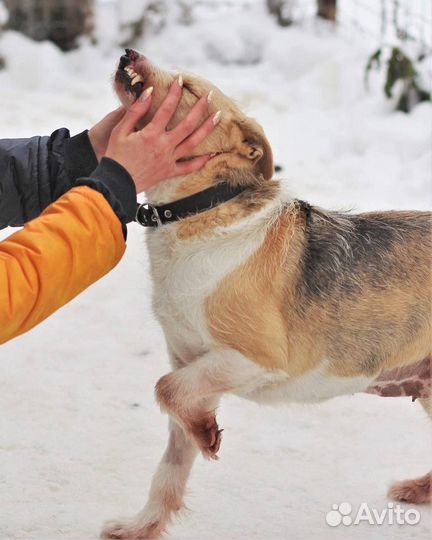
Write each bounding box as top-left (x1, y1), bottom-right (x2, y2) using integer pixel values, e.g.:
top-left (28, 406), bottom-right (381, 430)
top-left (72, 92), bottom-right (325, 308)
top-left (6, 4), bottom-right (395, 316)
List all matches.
top-left (102, 49), bottom-right (432, 539)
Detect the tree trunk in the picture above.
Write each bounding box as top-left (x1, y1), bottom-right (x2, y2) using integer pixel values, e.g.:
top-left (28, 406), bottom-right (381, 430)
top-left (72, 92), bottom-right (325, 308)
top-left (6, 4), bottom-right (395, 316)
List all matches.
top-left (317, 0), bottom-right (337, 22)
top-left (4, 0), bottom-right (93, 51)
top-left (267, 0), bottom-right (294, 27)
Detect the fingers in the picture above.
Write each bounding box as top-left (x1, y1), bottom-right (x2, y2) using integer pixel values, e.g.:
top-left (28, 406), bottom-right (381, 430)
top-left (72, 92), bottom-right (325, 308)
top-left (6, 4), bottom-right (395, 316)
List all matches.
top-left (174, 154), bottom-right (212, 176)
top-left (115, 89), bottom-right (153, 137)
top-left (150, 77), bottom-right (183, 131)
top-left (175, 111), bottom-right (220, 159)
top-left (104, 106), bottom-right (127, 125)
top-left (168, 92), bottom-right (211, 145)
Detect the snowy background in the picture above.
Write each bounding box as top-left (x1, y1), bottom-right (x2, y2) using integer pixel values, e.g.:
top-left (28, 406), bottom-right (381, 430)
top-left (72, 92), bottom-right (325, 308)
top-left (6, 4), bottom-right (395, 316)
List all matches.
top-left (0, 1), bottom-right (431, 539)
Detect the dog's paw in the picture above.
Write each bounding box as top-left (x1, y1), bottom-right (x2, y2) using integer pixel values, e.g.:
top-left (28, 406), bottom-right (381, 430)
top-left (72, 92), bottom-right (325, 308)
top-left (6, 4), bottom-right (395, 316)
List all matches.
top-left (190, 413), bottom-right (223, 460)
top-left (389, 473), bottom-right (432, 504)
top-left (100, 519), bottom-right (164, 540)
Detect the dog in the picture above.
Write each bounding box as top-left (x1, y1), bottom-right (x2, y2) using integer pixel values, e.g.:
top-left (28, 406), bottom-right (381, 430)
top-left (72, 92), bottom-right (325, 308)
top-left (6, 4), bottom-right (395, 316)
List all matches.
top-left (102, 48), bottom-right (432, 539)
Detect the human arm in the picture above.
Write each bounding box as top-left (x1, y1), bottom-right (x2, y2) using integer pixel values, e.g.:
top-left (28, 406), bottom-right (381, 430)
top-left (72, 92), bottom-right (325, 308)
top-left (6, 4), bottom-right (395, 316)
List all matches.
top-left (0, 80), bottom-right (217, 344)
top-left (0, 128), bottom-right (99, 229)
top-left (0, 186), bottom-right (125, 344)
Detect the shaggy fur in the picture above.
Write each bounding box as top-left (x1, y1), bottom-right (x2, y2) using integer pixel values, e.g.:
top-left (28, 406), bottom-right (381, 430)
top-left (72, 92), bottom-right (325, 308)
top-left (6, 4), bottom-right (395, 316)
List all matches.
top-left (101, 50), bottom-right (432, 540)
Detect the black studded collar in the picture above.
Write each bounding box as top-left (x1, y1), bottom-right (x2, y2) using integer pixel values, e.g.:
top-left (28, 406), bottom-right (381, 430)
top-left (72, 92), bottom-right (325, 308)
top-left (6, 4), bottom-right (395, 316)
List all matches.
top-left (135, 182), bottom-right (250, 227)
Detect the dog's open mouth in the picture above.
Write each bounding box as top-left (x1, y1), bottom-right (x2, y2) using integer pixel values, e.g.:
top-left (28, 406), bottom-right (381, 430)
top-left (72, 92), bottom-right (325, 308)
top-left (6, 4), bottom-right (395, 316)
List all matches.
top-left (115, 48), bottom-right (146, 100)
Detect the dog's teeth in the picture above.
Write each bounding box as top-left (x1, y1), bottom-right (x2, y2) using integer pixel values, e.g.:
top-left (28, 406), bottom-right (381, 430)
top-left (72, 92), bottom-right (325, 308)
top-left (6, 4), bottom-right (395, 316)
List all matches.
top-left (123, 65), bottom-right (143, 85)
top-left (131, 75), bottom-right (143, 85)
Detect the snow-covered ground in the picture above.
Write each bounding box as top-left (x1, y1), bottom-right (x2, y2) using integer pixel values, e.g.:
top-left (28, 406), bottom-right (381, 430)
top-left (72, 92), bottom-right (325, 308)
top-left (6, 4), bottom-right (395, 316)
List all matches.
top-left (0, 3), bottom-right (431, 539)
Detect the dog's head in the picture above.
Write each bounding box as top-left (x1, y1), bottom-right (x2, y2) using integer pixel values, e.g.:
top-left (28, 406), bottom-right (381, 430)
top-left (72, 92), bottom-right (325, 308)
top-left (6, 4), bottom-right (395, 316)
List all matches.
top-left (114, 49), bottom-right (274, 204)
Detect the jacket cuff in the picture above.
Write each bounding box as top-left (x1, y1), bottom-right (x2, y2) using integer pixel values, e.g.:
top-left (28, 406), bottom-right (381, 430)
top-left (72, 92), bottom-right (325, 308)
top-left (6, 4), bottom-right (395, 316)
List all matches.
top-left (64, 130), bottom-right (98, 182)
top-left (75, 158), bottom-right (137, 237)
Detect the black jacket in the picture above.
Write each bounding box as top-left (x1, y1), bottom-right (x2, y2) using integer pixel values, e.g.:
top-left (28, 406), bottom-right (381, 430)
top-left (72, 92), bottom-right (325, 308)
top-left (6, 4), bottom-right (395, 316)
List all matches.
top-left (0, 129), bottom-right (137, 231)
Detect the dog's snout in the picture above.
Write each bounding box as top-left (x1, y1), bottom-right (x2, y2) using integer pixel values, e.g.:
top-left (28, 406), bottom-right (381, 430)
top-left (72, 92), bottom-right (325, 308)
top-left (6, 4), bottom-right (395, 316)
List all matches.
top-left (119, 54), bottom-right (131, 69)
top-left (119, 49), bottom-right (141, 69)
top-left (125, 48), bottom-right (139, 62)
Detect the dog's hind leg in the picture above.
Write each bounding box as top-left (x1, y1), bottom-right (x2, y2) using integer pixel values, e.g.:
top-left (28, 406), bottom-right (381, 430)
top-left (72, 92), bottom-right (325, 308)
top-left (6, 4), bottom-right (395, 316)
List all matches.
top-left (388, 398), bottom-right (432, 505)
top-left (101, 418), bottom-right (199, 540)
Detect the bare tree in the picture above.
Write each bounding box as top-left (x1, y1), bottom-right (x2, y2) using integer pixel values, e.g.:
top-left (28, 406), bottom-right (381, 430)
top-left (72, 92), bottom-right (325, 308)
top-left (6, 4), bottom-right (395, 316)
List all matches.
top-left (177, 0), bottom-right (194, 25)
top-left (4, 0), bottom-right (93, 51)
top-left (317, 0), bottom-right (337, 22)
top-left (267, 0), bottom-right (294, 26)
top-left (117, 0), bottom-right (171, 47)
top-left (0, 8), bottom-right (4, 69)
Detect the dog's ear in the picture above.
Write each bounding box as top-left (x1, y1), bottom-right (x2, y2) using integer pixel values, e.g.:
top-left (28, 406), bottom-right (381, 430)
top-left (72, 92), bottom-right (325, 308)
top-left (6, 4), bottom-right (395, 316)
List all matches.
top-left (235, 119), bottom-right (274, 181)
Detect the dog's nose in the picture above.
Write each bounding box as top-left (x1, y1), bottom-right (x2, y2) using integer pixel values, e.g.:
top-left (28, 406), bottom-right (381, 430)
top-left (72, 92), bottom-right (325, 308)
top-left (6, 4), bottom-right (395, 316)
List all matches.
top-left (119, 54), bottom-right (131, 69)
top-left (125, 48), bottom-right (139, 62)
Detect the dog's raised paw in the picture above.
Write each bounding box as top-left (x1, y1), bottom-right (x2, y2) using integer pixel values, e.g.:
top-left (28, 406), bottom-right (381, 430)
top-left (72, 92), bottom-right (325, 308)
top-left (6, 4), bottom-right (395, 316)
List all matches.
top-left (100, 519), bottom-right (163, 540)
top-left (190, 413), bottom-right (223, 460)
top-left (389, 473), bottom-right (432, 504)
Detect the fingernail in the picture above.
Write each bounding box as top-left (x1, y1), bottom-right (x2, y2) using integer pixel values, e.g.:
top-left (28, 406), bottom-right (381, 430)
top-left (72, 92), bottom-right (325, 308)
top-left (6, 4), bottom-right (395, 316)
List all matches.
top-left (207, 90), bottom-right (213, 103)
top-left (141, 86), bottom-right (154, 101)
top-left (213, 110), bottom-right (222, 125)
top-left (178, 75), bottom-right (183, 88)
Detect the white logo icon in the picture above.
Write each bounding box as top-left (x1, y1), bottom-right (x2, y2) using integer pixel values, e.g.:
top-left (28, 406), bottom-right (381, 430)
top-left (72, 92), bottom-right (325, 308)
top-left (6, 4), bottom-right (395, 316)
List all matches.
top-left (326, 502), bottom-right (352, 527)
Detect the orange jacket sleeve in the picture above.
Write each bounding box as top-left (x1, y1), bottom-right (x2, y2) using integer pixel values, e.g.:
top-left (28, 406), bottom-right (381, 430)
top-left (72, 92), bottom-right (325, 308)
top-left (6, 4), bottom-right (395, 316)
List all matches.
top-left (0, 186), bottom-right (126, 344)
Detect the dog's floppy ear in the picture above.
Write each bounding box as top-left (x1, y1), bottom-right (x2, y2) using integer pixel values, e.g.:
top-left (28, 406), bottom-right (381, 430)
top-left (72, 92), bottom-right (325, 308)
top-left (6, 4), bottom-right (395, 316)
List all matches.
top-left (235, 119), bottom-right (274, 181)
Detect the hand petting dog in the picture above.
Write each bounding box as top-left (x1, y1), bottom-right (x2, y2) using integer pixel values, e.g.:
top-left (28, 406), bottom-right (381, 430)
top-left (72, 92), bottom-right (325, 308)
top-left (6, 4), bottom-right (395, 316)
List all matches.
top-left (90, 77), bottom-right (218, 194)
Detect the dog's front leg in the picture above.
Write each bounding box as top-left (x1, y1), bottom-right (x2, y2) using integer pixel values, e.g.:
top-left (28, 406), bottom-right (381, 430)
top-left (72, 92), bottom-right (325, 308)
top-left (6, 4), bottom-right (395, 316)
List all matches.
top-left (155, 347), bottom-right (260, 459)
top-left (101, 348), bottom-right (259, 539)
top-left (101, 419), bottom-right (199, 540)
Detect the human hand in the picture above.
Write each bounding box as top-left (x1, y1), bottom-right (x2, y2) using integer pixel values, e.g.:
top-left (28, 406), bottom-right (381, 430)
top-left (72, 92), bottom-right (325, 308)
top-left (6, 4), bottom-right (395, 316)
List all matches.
top-left (105, 77), bottom-right (221, 194)
top-left (88, 107), bottom-right (126, 161)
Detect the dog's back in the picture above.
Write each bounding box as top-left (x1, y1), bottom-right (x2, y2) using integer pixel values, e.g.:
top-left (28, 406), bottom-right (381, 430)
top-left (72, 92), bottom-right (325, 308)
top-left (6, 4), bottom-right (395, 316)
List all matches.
top-left (294, 208), bottom-right (432, 377)
top-left (202, 202), bottom-right (431, 380)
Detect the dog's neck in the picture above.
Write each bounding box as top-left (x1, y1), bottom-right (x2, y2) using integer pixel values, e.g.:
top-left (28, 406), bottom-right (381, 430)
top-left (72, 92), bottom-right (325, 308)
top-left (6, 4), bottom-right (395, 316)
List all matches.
top-left (148, 181), bottom-right (282, 240)
top-left (147, 154), bottom-right (279, 204)
top-left (145, 160), bottom-right (281, 239)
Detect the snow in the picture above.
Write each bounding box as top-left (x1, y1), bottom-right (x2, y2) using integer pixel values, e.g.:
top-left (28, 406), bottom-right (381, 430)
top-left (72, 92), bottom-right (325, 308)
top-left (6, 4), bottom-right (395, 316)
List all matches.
top-left (0, 3), bottom-right (431, 539)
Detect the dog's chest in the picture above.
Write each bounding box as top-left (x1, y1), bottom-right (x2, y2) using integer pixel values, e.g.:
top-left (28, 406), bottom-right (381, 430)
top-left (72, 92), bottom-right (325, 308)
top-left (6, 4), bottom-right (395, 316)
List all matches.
top-left (147, 222), bottom-right (269, 358)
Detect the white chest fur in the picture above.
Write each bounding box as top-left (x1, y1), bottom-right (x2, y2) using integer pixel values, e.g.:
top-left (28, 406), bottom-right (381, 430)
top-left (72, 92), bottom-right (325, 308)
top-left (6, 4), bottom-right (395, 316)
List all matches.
top-left (146, 202), bottom-right (280, 361)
